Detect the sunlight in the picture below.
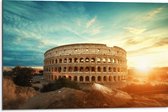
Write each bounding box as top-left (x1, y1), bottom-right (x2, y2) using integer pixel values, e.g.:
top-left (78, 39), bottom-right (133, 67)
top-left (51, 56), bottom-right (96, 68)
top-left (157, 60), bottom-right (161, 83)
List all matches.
top-left (134, 57), bottom-right (152, 73)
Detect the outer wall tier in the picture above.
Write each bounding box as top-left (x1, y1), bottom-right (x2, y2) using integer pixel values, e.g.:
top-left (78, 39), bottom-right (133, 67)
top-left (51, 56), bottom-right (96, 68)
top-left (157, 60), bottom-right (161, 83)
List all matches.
top-left (43, 43), bottom-right (127, 84)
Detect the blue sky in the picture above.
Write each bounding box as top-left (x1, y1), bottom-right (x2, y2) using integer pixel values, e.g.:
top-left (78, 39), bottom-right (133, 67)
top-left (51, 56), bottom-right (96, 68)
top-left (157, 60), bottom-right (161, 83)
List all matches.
top-left (3, 1), bottom-right (168, 67)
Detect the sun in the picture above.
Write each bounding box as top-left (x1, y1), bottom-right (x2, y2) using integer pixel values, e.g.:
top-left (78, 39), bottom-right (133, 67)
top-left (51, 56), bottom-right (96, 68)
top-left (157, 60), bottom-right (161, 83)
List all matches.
top-left (134, 57), bottom-right (152, 73)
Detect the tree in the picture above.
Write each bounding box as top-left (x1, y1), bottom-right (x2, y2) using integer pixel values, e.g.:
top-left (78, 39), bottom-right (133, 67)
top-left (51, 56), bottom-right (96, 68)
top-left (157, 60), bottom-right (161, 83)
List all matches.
top-left (12, 66), bottom-right (34, 87)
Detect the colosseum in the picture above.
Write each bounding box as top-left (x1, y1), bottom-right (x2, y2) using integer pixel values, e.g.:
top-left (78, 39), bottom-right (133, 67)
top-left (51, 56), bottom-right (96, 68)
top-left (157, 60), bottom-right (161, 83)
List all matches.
top-left (43, 43), bottom-right (127, 84)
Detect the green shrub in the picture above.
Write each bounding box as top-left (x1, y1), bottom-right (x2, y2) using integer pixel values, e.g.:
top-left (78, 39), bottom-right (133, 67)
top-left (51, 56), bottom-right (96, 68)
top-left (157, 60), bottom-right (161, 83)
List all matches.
top-left (40, 77), bottom-right (80, 92)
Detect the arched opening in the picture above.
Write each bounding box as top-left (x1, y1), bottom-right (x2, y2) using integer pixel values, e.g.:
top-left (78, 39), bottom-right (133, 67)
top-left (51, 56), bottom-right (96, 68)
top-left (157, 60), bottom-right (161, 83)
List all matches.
top-left (63, 76), bottom-right (66, 79)
top-left (103, 67), bottom-right (106, 72)
top-left (69, 58), bottom-right (72, 63)
top-left (55, 67), bottom-right (57, 72)
top-left (118, 67), bottom-right (120, 72)
top-left (59, 59), bottom-right (62, 63)
top-left (97, 67), bottom-right (101, 72)
top-left (97, 58), bottom-right (101, 63)
top-left (68, 67), bottom-right (72, 72)
top-left (98, 76), bottom-right (101, 81)
top-left (102, 58), bottom-right (106, 63)
top-left (58, 67), bottom-right (61, 72)
top-left (74, 67), bottom-right (78, 72)
top-left (80, 58), bottom-right (84, 63)
top-left (63, 67), bottom-right (66, 72)
top-left (85, 58), bottom-right (89, 62)
top-left (85, 67), bottom-right (90, 72)
top-left (103, 76), bottom-right (107, 81)
top-left (68, 76), bottom-right (72, 80)
top-left (55, 59), bottom-right (57, 64)
top-left (107, 58), bottom-right (111, 63)
top-left (91, 67), bottom-right (95, 72)
top-left (118, 76), bottom-right (120, 81)
top-left (91, 58), bottom-right (95, 63)
top-left (80, 67), bottom-right (84, 72)
top-left (74, 58), bottom-right (78, 63)
top-left (109, 67), bottom-right (112, 72)
top-left (64, 58), bottom-right (67, 63)
top-left (74, 76), bottom-right (77, 81)
top-left (85, 76), bottom-right (89, 82)
top-left (79, 76), bottom-right (83, 82)
top-left (109, 76), bottom-right (112, 81)
top-left (113, 67), bottom-right (116, 72)
top-left (58, 76), bottom-right (62, 79)
top-left (91, 76), bottom-right (95, 82)
top-left (55, 76), bottom-right (57, 80)
top-left (114, 76), bottom-right (116, 81)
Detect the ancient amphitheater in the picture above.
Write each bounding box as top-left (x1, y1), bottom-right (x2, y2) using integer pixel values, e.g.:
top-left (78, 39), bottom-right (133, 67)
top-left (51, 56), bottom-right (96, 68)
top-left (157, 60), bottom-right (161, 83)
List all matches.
top-left (44, 43), bottom-right (127, 84)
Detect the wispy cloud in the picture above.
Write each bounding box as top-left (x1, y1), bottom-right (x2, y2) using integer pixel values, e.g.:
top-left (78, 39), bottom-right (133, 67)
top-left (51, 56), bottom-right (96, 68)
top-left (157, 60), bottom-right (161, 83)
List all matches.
top-left (86, 16), bottom-right (96, 28)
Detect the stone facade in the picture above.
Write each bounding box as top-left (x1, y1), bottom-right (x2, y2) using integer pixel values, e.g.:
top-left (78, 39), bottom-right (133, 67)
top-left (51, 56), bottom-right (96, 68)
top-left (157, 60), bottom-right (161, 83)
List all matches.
top-left (43, 43), bottom-right (127, 84)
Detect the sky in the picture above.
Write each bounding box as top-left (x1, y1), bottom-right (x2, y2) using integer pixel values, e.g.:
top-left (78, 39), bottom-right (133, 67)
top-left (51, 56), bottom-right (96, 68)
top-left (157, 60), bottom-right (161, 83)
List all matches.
top-left (3, 0), bottom-right (168, 68)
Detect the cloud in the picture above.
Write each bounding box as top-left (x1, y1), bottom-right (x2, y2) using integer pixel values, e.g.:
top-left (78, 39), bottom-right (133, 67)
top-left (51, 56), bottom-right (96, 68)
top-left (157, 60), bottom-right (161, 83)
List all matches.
top-left (144, 7), bottom-right (164, 21)
top-left (124, 27), bottom-right (146, 35)
top-left (86, 16), bottom-right (96, 28)
top-left (153, 37), bottom-right (168, 47)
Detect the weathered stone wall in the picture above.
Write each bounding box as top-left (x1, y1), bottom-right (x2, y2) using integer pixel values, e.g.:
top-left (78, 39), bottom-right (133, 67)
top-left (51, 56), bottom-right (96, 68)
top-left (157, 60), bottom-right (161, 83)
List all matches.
top-left (43, 43), bottom-right (127, 84)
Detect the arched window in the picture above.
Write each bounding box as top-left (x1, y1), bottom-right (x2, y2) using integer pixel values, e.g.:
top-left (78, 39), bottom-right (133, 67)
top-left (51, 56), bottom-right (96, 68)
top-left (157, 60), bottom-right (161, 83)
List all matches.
top-left (55, 67), bottom-right (57, 72)
top-left (85, 76), bottom-right (89, 81)
top-left (58, 67), bottom-right (61, 72)
top-left (68, 67), bottom-right (72, 72)
top-left (107, 58), bottom-right (111, 63)
top-left (91, 58), bottom-right (95, 62)
top-left (97, 58), bottom-right (101, 63)
top-left (74, 76), bottom-right (77, 81)
top-left (98, 76), bottom-right (101, 81)
top-left (85, 58), bottom-right (89, 62)
top-left (113, 67), bottom-right (116, 72)
top-left (97, 67), bottom-right (101, 72)
top-left (68, 76), bottom-right (72, 80)
top-left (103, 76), bottom-right (107, 81)
top-left (85, 67), bottom-right (90, 72)
top-left (64, 58), bottom-right (67, 63)
top-left (91, 67), bottom-right (95, 72)
top-left (80, 67), bottom-right (84, 72)
top-left (109, 76), bottom-right (112, 81)
top-left (58, 76), bottom-right (62, 79)
top-left (102, 58), bottom-right (106, 63)
top-left (59, 59), bottom-right (62, 63)
top-left (63, 76), bottom-right (66, 79)
top-left (109, 67), bottom-right (112, 72)
top-left (74, 58), bottom-right (78, 63)
top-left (74, 67), bottom-right (78, 72)
top-left (69, 58), bottom-right (72, 63)
top-left (55, 59), bottom-right (57, 64)
top-left (91, 76), bottom-right (95, 82)
top-left (114, 76), bottom-right (116, 81)
top-left (103, 67), bottom-right (106, 72)
top-left (79, 76), bottom-right (83, 82)
top-left (80, 58), bottom-right (84, 63)
top-left (63, 67), bottom-right (66, 72)
top-left (118, 67), bottom-right (120, 72)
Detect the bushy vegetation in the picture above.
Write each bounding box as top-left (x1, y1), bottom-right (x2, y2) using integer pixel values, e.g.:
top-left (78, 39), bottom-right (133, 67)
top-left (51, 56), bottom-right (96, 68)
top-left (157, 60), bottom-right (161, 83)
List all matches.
top-left (11, 66), bottom-right (34, 87)
top-left (40, 77), bottom-right (80, 92)
top-left (120, 83), bottom-right (168, 94)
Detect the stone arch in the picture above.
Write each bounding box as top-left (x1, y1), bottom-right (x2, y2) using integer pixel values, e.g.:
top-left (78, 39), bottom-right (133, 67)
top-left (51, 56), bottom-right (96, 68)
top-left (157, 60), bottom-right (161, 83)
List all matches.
top-left (85, 57), bottom-right (90, 62)
top-left (102, 58), bottom-right (106, 63)
top-left (74, 76), bottom-right (77, 81)
top-left (109, 76), bottom-right (112, 81)
top-left (74, 58), bottom-right (78, 63)
top-left (69, 58), bottom-right (72, 63)
top-left (113, 67), bottom-right (116, 72)
top-left (91, 67), bottom-right (95, 72)
top-left (91, 76), bottom-right (96, 82)
top-left (79, 76), bottom-right (83, 82)
top-left (85, 67), bottom-right (90, 72)
top-left (59, 59), bottom-right (62, 63)
top-left (80, 58), bottom-right (84, 63)
top-left (68, 76), bottom-right (72, 80)
top-left (55, 59), bottom-right (57, 64)
top-left (80, 67), bottom-right (84, 72)
top-left (74, 66), bottom-right (78, 72)
top-left (58, 67), bottom-right (61, 72)
top-left (97, 76), bottom-right (101, 81)
top-left (103, 76), bottom-right (107, 81)
top-left (97, 66), bottom-right (101, 72)
top-left (118, 67), bottom-right (120, 72)
top-left (91, 58), bottom-right (95, 62)
top-left (109, 67), bottom-right (112, 72)
top-left (103, 67), bottom-right (106, 72)
top-left (85, 76), bottom-right (89, 82)
top-left (107, 58), bottom-right (111, 63)
top-left (55, 67), bottom-right (57, 72)
top-left (68, 67), bottom-right (73, 72)
top-left (118, 76), bottom-right (120, 81)
top-left (64, 58), bottom-right (67, 63)
top-left (97, 58), bottom-right (101, 63)
top-left (63, 67), bottom-right (66, 72)
top-left (63, 76), bottom-right (66, 79)
top-left (114, 76), bottom-right (116, 81)
top-left (58, 76), bottom-right (62, 79)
